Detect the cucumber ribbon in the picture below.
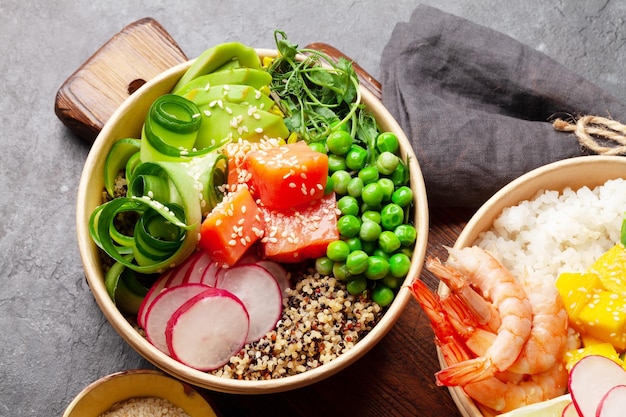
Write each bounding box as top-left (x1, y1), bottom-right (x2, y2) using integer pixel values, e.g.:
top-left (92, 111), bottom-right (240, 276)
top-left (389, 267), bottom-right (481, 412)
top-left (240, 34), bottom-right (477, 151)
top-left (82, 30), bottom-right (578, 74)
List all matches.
top-left (91, 41), bottom-right (290, 311)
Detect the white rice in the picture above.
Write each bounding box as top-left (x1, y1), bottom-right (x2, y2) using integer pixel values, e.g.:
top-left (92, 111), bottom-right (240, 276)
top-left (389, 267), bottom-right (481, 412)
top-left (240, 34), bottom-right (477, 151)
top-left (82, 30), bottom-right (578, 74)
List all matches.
top-left (475, 178), bottom-right (626, 284)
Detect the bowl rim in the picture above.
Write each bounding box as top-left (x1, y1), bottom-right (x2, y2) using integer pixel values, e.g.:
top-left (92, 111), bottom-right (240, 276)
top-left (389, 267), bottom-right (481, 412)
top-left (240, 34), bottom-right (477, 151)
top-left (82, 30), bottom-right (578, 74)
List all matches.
top-left (62, 369), bottom-right (217, 417)
top-left (75, 48), bottom-right (430, 393)
top-left (439, 154), bottom-right (626, 417)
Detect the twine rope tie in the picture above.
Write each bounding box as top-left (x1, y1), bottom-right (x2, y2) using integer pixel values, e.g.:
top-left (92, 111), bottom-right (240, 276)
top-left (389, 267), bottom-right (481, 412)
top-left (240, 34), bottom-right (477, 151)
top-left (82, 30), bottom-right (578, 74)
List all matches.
top-left (553, 115), bottom-right (626, 155)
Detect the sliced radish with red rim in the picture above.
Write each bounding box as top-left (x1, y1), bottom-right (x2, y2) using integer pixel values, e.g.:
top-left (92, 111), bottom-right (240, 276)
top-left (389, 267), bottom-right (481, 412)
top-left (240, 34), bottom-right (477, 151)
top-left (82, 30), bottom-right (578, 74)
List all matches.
top-left (137, 270), bottom-right (175, 329)
top-left (144, 283), bottom-right (210, 355)
top-left (218, 263), bottom-right (282, 343)
top-left (184, 250), bottom-right (214, 284)
top-left (597, 384), bottom-right (626, 417)
top-left (166, 287), bottom-right (249, 371)
top-left (569, 355), bottom-right (626, 417)
top-left (256, 260), bottom-right (291, 298)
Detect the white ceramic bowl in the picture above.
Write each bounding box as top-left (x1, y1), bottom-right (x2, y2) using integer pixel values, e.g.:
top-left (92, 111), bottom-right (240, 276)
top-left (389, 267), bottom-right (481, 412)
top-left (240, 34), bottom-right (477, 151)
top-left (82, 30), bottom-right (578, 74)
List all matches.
top-left (76, 49), bottom-right (430, 394)
top-left (62, 369), bottom-right (217, 417)
top-left (441, 155), bottom-right (626, 417)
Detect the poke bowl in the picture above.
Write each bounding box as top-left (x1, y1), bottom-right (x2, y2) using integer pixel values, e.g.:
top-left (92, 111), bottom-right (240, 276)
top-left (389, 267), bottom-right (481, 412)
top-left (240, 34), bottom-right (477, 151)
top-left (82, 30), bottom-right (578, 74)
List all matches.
top-left (75, 38), bottom-right (429, 394)
top-left (423, 155), bottom-right (626, 416)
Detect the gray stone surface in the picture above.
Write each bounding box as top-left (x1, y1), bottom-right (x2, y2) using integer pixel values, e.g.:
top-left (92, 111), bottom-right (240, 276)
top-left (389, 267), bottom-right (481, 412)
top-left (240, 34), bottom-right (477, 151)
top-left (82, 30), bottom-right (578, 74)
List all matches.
top-left (0, 1), bottom-right (624, 416)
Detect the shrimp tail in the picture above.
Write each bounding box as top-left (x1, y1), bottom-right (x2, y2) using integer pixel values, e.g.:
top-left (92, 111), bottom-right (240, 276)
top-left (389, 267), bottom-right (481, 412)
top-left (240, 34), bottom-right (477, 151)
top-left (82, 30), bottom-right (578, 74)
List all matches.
top-left (426, 257), bottom-right (501, 331)
top-left (408, 278), bottom-right (453, 342)
top-left (435, 356), bottom-right (496, 386)
top-left (409, 278), bottom-right (475, 363)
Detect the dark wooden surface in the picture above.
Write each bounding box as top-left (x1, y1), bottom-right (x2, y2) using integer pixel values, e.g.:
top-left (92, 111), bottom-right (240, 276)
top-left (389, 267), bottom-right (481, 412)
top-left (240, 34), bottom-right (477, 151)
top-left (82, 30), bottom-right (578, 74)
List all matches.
top-left (54, 19), bottom-right (475, 417)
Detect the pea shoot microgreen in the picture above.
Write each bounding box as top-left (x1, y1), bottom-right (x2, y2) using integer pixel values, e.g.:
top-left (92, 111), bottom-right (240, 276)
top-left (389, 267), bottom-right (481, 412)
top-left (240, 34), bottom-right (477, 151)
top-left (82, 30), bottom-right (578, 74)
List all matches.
top-left (268, 30), bottom-right (362, 143)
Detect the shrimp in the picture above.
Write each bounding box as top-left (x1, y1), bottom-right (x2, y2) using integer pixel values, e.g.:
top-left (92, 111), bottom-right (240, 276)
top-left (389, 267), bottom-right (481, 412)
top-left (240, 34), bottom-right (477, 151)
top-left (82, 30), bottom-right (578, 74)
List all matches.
top-left (409, 278), bottom-right (568, 413)
top-left (427, 247), bottom-right (533, 385)
top-left (461, 359), bottom-right (569, 413)
top-left (425, 257), bottom-right (501, 332)
top-left (463, 276), bottom-right (568, 375)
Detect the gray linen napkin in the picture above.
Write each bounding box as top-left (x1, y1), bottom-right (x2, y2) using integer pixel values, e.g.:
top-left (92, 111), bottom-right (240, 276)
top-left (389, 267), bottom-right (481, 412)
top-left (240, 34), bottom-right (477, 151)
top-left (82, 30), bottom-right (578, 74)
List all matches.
top-left (381, 4), bottom-right (626, 208)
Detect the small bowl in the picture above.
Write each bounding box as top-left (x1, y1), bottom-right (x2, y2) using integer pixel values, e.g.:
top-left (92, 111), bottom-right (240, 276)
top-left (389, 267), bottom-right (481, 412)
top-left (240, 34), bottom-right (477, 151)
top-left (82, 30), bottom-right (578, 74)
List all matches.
top-left (62, 369), bottom-right (217, 417)
top-left (76, 49), bottom-right (429, 393)
top-left (441, 155), bottom-right (626, 417)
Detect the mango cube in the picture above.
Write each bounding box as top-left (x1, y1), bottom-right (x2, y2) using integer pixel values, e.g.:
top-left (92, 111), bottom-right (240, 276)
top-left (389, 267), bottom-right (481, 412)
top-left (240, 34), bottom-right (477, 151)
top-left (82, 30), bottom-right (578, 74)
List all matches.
top-left (589, 243), bottom-right (626, 295)
top-left (556, 272), bottom-right (604, 331)
top-left (577, 290), bottom-right (626, 350)
top-left (564, 342), bottom-right (622, 371)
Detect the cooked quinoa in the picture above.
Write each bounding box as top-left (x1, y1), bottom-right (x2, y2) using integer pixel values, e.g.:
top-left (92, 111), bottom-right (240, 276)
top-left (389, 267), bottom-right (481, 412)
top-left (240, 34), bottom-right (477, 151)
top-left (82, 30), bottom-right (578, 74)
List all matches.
top-left (99, 396), bottom-right (190, 417)
top-left (210, 271), bottom-right (384, 380)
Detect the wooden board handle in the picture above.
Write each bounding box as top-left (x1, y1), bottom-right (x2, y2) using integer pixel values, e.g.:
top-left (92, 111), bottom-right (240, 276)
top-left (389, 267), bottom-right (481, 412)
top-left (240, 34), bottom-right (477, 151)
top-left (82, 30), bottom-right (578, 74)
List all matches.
top-left (53, 20), bottom-right (381, 142)
top-left (54, 18), bottom-right (187, 142)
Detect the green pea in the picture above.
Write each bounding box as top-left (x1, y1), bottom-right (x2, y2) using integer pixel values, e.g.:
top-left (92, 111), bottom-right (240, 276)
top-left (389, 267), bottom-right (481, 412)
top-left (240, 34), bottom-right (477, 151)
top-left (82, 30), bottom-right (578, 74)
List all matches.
top-left (328, 154), bottom-right (347, 173)
top-left (358, 166), bottom-right (379, 184)
top-left (361, 182), bottom-right (383, 208)
top-left (345, 144), bottom-right (368, 171)
top-left (346, 277), bottom-right (368, 295)
top-left (346, 250), bottom-right (369, 275)
top-left (389, 252), bottom-right (412, 278)
top-left (392, 186), bottom-right (413, 207)
top-left (324, 175), bottom-right (334, 195)
top-left (332, 261), bottom-right (351, 281)
top-left (361, 240), bottom-right (377, 255)
top-left (389, 161), bottom-right (408, 187)
top-left (381, 203), bottom-right (404, 230)
top-left (376, 132), bottom-right (399, 154)
top-left (372, 249), bottom-right (390, 259)
top-left (378, 178), bottom-right (395, 202)
top-left (394, 224), bottom-right (417, 246)
top-left (331, 170), bottom-right (351, 195)
top-left (383, 274), bottom-right (402, 290)
top-left (379, 230), bottom-right (401, 253)
top-left (361, 210), bottom-right (381, 224)
top-left (359, 220), bottom-right (382, 242)
top-left (347, 177), bottom-right (364, 198)
top-left (344, 237), bottom-right (363, 252)
top-left (327, 240), bottom-right (350, 261)
top-left (365, 255), bottom-right (390, 280)
top-left (372, 283), bottom-right (395, 307)
top-left (315, 256), bottom-right (334, 276)
top-left (308, 141), bottom-right (327, 154)
top-left (376, 151), bottom-right (399, 175)
top-left (330, 119), bottom-right (350, 133)
top-left (337, 214), bottom-right (361, 238)
top-left (326, 130), bottom-right (353, 155)
top-left (337, 195), bottom-right (360, 216)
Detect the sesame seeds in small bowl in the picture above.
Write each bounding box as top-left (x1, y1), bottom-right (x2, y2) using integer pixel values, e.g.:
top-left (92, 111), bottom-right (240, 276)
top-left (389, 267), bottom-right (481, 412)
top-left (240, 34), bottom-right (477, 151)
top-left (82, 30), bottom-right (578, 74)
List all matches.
top-left (75, 47), bottom-right (429, 394)
top-left (62, 370), bottom-right (217, 417)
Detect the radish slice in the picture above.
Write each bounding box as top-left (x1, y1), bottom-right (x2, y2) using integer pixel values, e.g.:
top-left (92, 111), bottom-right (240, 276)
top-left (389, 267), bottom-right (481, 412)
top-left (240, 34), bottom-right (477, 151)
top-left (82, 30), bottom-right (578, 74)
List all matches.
top-left (184, 250), bottom-right (214, 284)
top-left (562, 402), bottom-right (579, 417)
top-left (166, 288), bottom-right (249, 371)
top-left (256, 260), bottom-right (291, 298)
top-left (175, 251), bottom-right (203, 282)
top-left (166, 258), bottom-right (195, 288)
top-left (144, 283), bottom-right (210, 355)
top-left (200, 261), bottom-right (224, 287)
top-left (218, 264), bottom-right (282, 343)
top-left (137, 269), bottom-right (175, 329)
top-left (569, 355), bottom-right (626, 417)
top-left (597, 385), bottom-right (626, 417)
